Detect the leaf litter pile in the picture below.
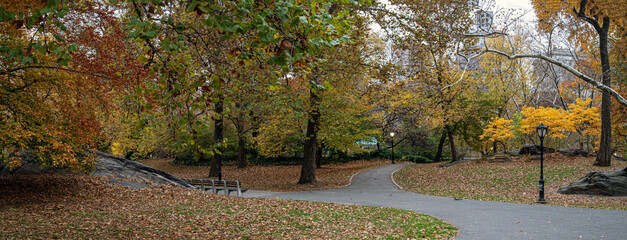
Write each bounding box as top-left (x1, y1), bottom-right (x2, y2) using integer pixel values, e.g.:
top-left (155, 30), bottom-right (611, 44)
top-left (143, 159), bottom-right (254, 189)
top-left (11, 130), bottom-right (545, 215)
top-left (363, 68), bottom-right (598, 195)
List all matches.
top-left (141, 158), bottom-right (390, 192)
top-left (395, 155), bottom-right (627, 210)
top-left (1, 174), bottom-right (457, 239)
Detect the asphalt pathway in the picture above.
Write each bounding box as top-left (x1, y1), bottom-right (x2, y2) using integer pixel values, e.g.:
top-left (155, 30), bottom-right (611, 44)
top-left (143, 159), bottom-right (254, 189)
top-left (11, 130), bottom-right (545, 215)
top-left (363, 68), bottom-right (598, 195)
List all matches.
top-left (246, 163), bottom-right (627, 239)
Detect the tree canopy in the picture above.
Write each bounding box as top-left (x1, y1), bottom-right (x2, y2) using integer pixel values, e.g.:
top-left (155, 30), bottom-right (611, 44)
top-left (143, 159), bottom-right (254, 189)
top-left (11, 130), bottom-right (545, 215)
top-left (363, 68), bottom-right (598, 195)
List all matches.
top-left (1, 0), bottom-right (626, 182)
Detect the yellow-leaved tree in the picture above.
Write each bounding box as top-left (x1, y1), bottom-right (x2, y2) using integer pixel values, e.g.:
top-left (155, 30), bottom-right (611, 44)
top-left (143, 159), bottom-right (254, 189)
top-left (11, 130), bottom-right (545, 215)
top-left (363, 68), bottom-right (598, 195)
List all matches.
top-left (568, 98), bottom-right (601, 150)
top-left (480, 117), bottom-right (514, 152)
top-left (520, 107), bottom-right (575, 140)
top-left (483, 98), bottom-right (601, 152)
top-left (530, 0), bottom-right (627, 166)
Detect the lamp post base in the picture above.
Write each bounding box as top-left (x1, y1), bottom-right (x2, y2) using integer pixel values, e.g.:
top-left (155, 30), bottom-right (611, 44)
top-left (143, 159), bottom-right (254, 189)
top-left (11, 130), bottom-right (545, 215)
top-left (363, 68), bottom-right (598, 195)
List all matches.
top-left (537, 199), bottom-right (546, 204)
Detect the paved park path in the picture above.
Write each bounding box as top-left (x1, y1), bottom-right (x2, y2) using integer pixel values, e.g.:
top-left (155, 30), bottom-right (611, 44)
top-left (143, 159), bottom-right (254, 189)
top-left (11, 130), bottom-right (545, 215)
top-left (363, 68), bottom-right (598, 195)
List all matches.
top-left (246, 163), bottom-right (627, 239)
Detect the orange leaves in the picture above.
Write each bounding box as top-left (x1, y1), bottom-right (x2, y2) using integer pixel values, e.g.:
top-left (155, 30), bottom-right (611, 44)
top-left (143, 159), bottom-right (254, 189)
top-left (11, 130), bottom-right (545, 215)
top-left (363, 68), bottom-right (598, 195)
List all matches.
top-left (396, 155), bottom-right (627, 209)
top-left (142, 158), bottom-right (390, 192)
top-left (0, 0), bottom-right (46, 17)
top-left (0, 173), bottom-right (457, 239)
top-left (532, 0), bottom-right (579, 32)
top-left (532, 0), bottom-right (625, 46)
top-left (1, 1), bottom-right (146, 172)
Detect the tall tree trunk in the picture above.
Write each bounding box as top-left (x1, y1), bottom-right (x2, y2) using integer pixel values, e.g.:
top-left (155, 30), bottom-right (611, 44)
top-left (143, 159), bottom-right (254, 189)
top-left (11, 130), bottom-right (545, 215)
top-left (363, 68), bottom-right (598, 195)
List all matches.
top-left (574, 1), bottom-right (612, 166)
top-left (236, 108), bottom-right (248, 169)
top-left (237, 133), bottom-right (247, 168)
top-left (250, 110), bottom-right (259, 139)
top-left (434, 129), bottom-right (447, 162)
top-left (446, 125), bottom-right (458, 162)
top-left (299, 87), bottom-right (321, 184)
top-left (594, 17), bottom-right (612, 167)
top-left (316, 142), bottom-right (323, 169)
top-left (209, 98), bottom-right (224, 178)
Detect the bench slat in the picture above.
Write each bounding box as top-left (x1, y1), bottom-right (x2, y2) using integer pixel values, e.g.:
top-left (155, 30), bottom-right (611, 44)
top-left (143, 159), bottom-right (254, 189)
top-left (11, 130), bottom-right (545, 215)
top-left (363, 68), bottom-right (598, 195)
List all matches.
top-left (182, 179), bottom-right (246, 197)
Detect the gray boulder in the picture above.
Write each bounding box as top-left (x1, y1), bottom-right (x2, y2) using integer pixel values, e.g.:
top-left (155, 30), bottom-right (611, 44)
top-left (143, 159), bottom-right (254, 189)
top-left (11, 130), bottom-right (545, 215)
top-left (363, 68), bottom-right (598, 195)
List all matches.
top-left (557, 168), bottom-right (627, 196)
top-left (1, 150), bottom-right (194, 189)
top-left (557, 148), bottom-right (589, 157)
top-left (92, 151), bottom-right (194, 189)
top-left (519, 144), bottom-right (555, 155)
top-left (504, 149), bottom-right (520, 156)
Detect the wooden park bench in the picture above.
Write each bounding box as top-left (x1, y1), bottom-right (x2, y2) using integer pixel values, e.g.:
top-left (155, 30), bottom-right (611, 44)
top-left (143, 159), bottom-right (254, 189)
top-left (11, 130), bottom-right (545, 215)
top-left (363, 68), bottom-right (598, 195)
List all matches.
top-left (181, 178), bottom-right (247, 197)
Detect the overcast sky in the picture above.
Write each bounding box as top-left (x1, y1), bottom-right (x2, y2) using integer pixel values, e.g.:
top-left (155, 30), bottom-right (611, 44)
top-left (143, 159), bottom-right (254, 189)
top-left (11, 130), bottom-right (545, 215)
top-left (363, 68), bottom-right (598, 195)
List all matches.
top-left (494, 0), bottom-right (536, 22)
top-left (495, 0), bottom-right (532, 10)
top-left (369, 0), bottom-right (538, 34)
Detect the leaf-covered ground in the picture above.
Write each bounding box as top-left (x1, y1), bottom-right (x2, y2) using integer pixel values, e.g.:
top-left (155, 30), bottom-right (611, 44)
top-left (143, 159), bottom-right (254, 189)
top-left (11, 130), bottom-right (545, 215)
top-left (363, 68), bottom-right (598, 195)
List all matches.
top-left (141, 159), bottom-right (390, 192)
top-left (395, 154), bottom-right (627, 210)
top-left (0, 174), bottom-right (457, 239)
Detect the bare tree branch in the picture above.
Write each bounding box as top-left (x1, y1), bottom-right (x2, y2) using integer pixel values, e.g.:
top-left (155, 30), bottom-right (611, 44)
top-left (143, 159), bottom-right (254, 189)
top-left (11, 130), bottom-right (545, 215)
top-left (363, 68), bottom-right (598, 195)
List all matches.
top-left (482, 48), bottom-right (627, 107)
top-left (2, 65), bottom-right (113, 80)
top-left (441, 51), bottom-right (483, 91)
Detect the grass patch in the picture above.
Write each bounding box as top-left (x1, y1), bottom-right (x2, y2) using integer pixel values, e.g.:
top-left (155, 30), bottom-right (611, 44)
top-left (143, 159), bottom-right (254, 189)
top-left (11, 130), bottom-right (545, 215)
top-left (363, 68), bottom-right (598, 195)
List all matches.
top-left (0, 174), bottom-right (457, 239)
top-left (395, 154), bottom-right (627, 210)
top-left (141, 158), bottom-right (390, 192)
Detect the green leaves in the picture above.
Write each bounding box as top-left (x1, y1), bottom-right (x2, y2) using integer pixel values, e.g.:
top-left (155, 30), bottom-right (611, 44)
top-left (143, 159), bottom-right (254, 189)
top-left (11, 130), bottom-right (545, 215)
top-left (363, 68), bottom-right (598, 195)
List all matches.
top-left (258, 31), bottom-right (274, 43)
top-left (20, 57), bottom-right (33, 65)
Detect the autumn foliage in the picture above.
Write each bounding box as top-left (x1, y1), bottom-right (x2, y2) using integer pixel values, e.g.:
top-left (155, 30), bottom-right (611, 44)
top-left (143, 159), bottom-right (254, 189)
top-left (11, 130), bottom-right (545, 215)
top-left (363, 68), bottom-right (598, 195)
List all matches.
top-left (1, 0), bottom-right (626, 177)
top-left (1, 1), bottom-right (145, 171)
top-left (482, 98), bottom-right (601, 151)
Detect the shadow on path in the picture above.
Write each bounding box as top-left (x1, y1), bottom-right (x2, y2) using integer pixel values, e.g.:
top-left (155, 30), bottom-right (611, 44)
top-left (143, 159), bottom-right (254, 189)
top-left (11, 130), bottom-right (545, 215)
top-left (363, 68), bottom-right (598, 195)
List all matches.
top-left (246, 163), bottom-right (626, 239)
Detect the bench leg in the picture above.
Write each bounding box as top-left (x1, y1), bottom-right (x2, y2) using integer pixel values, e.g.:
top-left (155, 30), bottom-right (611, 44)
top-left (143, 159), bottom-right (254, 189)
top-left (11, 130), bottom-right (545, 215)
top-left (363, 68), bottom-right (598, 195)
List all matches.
top-left (223, 182), bottom-right (229, 196)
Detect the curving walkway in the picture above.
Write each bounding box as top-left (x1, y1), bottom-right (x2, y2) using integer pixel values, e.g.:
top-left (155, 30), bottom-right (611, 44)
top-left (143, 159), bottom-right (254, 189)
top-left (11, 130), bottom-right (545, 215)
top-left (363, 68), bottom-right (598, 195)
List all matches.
top-left (246, 163), bottom-right (627, 239)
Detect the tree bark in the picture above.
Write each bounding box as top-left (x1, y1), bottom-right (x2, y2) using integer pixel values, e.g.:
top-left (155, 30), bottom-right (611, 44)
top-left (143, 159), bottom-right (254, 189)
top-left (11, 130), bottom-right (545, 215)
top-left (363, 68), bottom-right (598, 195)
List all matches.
top-left (594, 17), bottom-right (612, 167)
top-left (209, 98), bottom-right (224, 178)
top-left (299, 87), bottom-right (320, 184)
top-left (434, 129), bottom-right (447, 162)
top-left (237, 133), bottom-right (247, 168)
top-left (571, 1), bottom-right (613, 166)
top-left (235, 107), bottom-right (248, 169)
top-left (446, 125), bottom-right (458, 162)
top-left (316, 142), bottom-right (323, 169)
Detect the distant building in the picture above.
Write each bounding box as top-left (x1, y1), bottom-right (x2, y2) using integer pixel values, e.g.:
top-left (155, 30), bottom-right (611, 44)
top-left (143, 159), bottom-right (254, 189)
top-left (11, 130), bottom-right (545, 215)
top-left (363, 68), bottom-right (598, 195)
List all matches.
top-left (475, 9), bottom-right (494, 33)
top-left (389, 0), bottom-right (494, 77)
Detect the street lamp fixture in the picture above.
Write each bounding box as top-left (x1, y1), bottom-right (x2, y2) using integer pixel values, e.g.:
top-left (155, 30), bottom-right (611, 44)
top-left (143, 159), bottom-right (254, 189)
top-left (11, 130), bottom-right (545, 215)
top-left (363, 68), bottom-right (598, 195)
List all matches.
top-left (390, 132), bottom-right (395, 164)
top-left (536, 123), bottom-right (548, 204)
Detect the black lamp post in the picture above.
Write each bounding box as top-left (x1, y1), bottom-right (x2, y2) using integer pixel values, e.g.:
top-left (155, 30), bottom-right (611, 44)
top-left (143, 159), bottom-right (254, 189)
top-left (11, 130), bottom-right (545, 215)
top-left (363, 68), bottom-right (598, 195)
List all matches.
top-left (536, 123), bottom-right (548, 204)
top-left (390, 132), bottom-right (395, 164)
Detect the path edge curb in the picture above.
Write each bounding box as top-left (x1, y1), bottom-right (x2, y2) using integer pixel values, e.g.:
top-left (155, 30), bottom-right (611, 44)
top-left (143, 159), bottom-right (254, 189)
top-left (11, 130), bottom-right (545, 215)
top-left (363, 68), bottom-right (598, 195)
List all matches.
top-left (341, 170), bottom-right (363, 188)
top-left (391, 164), bottom-right (411, 190)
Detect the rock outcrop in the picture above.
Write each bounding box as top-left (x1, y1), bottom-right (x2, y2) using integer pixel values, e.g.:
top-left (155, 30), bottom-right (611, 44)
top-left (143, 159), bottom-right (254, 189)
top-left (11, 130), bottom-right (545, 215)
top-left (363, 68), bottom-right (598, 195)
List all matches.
top-left (557, 168), bottom-right (627, 196)
top-left (92, 151), bottom-right (194, 189)
top-left (519, 144), bottom-right (555, 155)
top-left (1, 151), bottom-right (194, 189)
top-left (557, 148), bottom-right (589, 157)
